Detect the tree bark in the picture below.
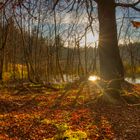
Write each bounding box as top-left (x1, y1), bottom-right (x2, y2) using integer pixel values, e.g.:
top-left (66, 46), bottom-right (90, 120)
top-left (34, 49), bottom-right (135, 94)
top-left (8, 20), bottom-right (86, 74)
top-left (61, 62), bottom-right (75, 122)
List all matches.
top-left (98, 0), bottom-right (124, 88)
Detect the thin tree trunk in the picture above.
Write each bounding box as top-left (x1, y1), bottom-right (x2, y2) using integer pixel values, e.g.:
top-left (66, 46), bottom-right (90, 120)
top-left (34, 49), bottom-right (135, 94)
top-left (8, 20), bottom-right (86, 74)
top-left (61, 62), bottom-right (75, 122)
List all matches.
top-left (0, 24), bottom-right (9, 80)
top-left (84, 31), bottom-right (88, 75)
top-left (0, 49), bottom-right (4, 80)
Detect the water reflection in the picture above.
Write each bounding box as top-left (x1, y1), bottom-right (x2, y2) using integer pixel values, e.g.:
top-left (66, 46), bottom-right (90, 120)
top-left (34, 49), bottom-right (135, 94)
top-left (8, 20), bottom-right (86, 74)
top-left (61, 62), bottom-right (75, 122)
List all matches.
top-left (125, 77), bottom-right (140, 84)
top-left (88, 75), bottom-right (140, 84)
top-left (52, 74), bottom-right (140, 84)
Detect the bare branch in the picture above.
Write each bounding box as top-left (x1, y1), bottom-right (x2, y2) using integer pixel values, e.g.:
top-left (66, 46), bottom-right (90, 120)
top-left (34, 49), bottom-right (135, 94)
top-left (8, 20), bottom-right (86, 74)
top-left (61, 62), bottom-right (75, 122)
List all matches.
top-left (116, 0), bottom-right (140, 12)
top-left (0, 0), bottom-right (10, 10)
top-left (52, 0), bottom-right (60, 10)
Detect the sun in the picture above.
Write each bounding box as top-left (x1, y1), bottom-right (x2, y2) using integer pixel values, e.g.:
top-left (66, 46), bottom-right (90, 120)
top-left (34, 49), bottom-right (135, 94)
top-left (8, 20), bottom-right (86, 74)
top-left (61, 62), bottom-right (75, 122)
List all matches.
top-left (80, 32), bottom-right (98, 47)
top-left (87, 32), bottom-right (98, 43)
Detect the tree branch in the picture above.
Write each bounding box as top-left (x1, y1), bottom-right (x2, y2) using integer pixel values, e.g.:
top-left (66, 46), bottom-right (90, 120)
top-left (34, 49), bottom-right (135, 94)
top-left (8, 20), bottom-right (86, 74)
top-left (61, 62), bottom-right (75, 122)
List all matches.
top-left (52, 0), bottom-right (60, 10)
top-left (116, 0), bottom-right (140, 12)
top-left (0, 0), bottom-right (10, 10)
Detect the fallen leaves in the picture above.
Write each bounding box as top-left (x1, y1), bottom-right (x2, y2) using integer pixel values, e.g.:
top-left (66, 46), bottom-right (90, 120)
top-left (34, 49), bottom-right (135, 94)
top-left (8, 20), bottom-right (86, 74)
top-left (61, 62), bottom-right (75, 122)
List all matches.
top-left (0, 82), bottom-right (140, 139)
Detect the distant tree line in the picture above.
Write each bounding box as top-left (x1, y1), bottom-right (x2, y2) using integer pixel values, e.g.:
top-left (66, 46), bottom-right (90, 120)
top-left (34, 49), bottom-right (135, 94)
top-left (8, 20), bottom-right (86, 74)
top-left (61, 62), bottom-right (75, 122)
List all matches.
top-left (0, 18), bottom-right (99, 83)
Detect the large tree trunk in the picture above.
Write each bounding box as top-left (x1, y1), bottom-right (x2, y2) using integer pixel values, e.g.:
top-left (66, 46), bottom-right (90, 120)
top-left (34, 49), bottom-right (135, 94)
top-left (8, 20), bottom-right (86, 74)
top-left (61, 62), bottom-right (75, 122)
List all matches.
top-left (98, 0), bottom-right (124, 88)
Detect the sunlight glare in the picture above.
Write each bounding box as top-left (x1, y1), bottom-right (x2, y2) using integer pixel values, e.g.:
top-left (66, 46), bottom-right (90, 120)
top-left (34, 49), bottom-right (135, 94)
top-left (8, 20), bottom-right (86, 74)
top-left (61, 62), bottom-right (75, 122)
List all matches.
top-left (88, 75), bottom-right (99, 82)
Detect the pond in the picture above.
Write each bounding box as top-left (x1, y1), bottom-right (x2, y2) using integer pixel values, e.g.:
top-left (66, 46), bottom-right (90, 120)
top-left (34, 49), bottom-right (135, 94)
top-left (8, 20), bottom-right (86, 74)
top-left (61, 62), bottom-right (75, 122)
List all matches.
top-left (52, 75), bottom-right (140, 84)
top-left (125, 77), bottom-right (140, 84)
top-left (88, 75), bottom-right (140, 84)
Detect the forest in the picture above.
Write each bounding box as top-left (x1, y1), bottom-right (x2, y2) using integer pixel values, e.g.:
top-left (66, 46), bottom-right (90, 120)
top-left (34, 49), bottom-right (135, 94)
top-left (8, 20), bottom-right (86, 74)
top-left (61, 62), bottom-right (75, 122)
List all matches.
top-left (0, 0), bottom-right (140, 140)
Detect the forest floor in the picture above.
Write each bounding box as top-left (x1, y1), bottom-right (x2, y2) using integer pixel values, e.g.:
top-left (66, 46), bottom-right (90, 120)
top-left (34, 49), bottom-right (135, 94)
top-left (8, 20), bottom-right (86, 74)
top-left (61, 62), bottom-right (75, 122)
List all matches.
top-left (0, 80), bottom-right (140, 140)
